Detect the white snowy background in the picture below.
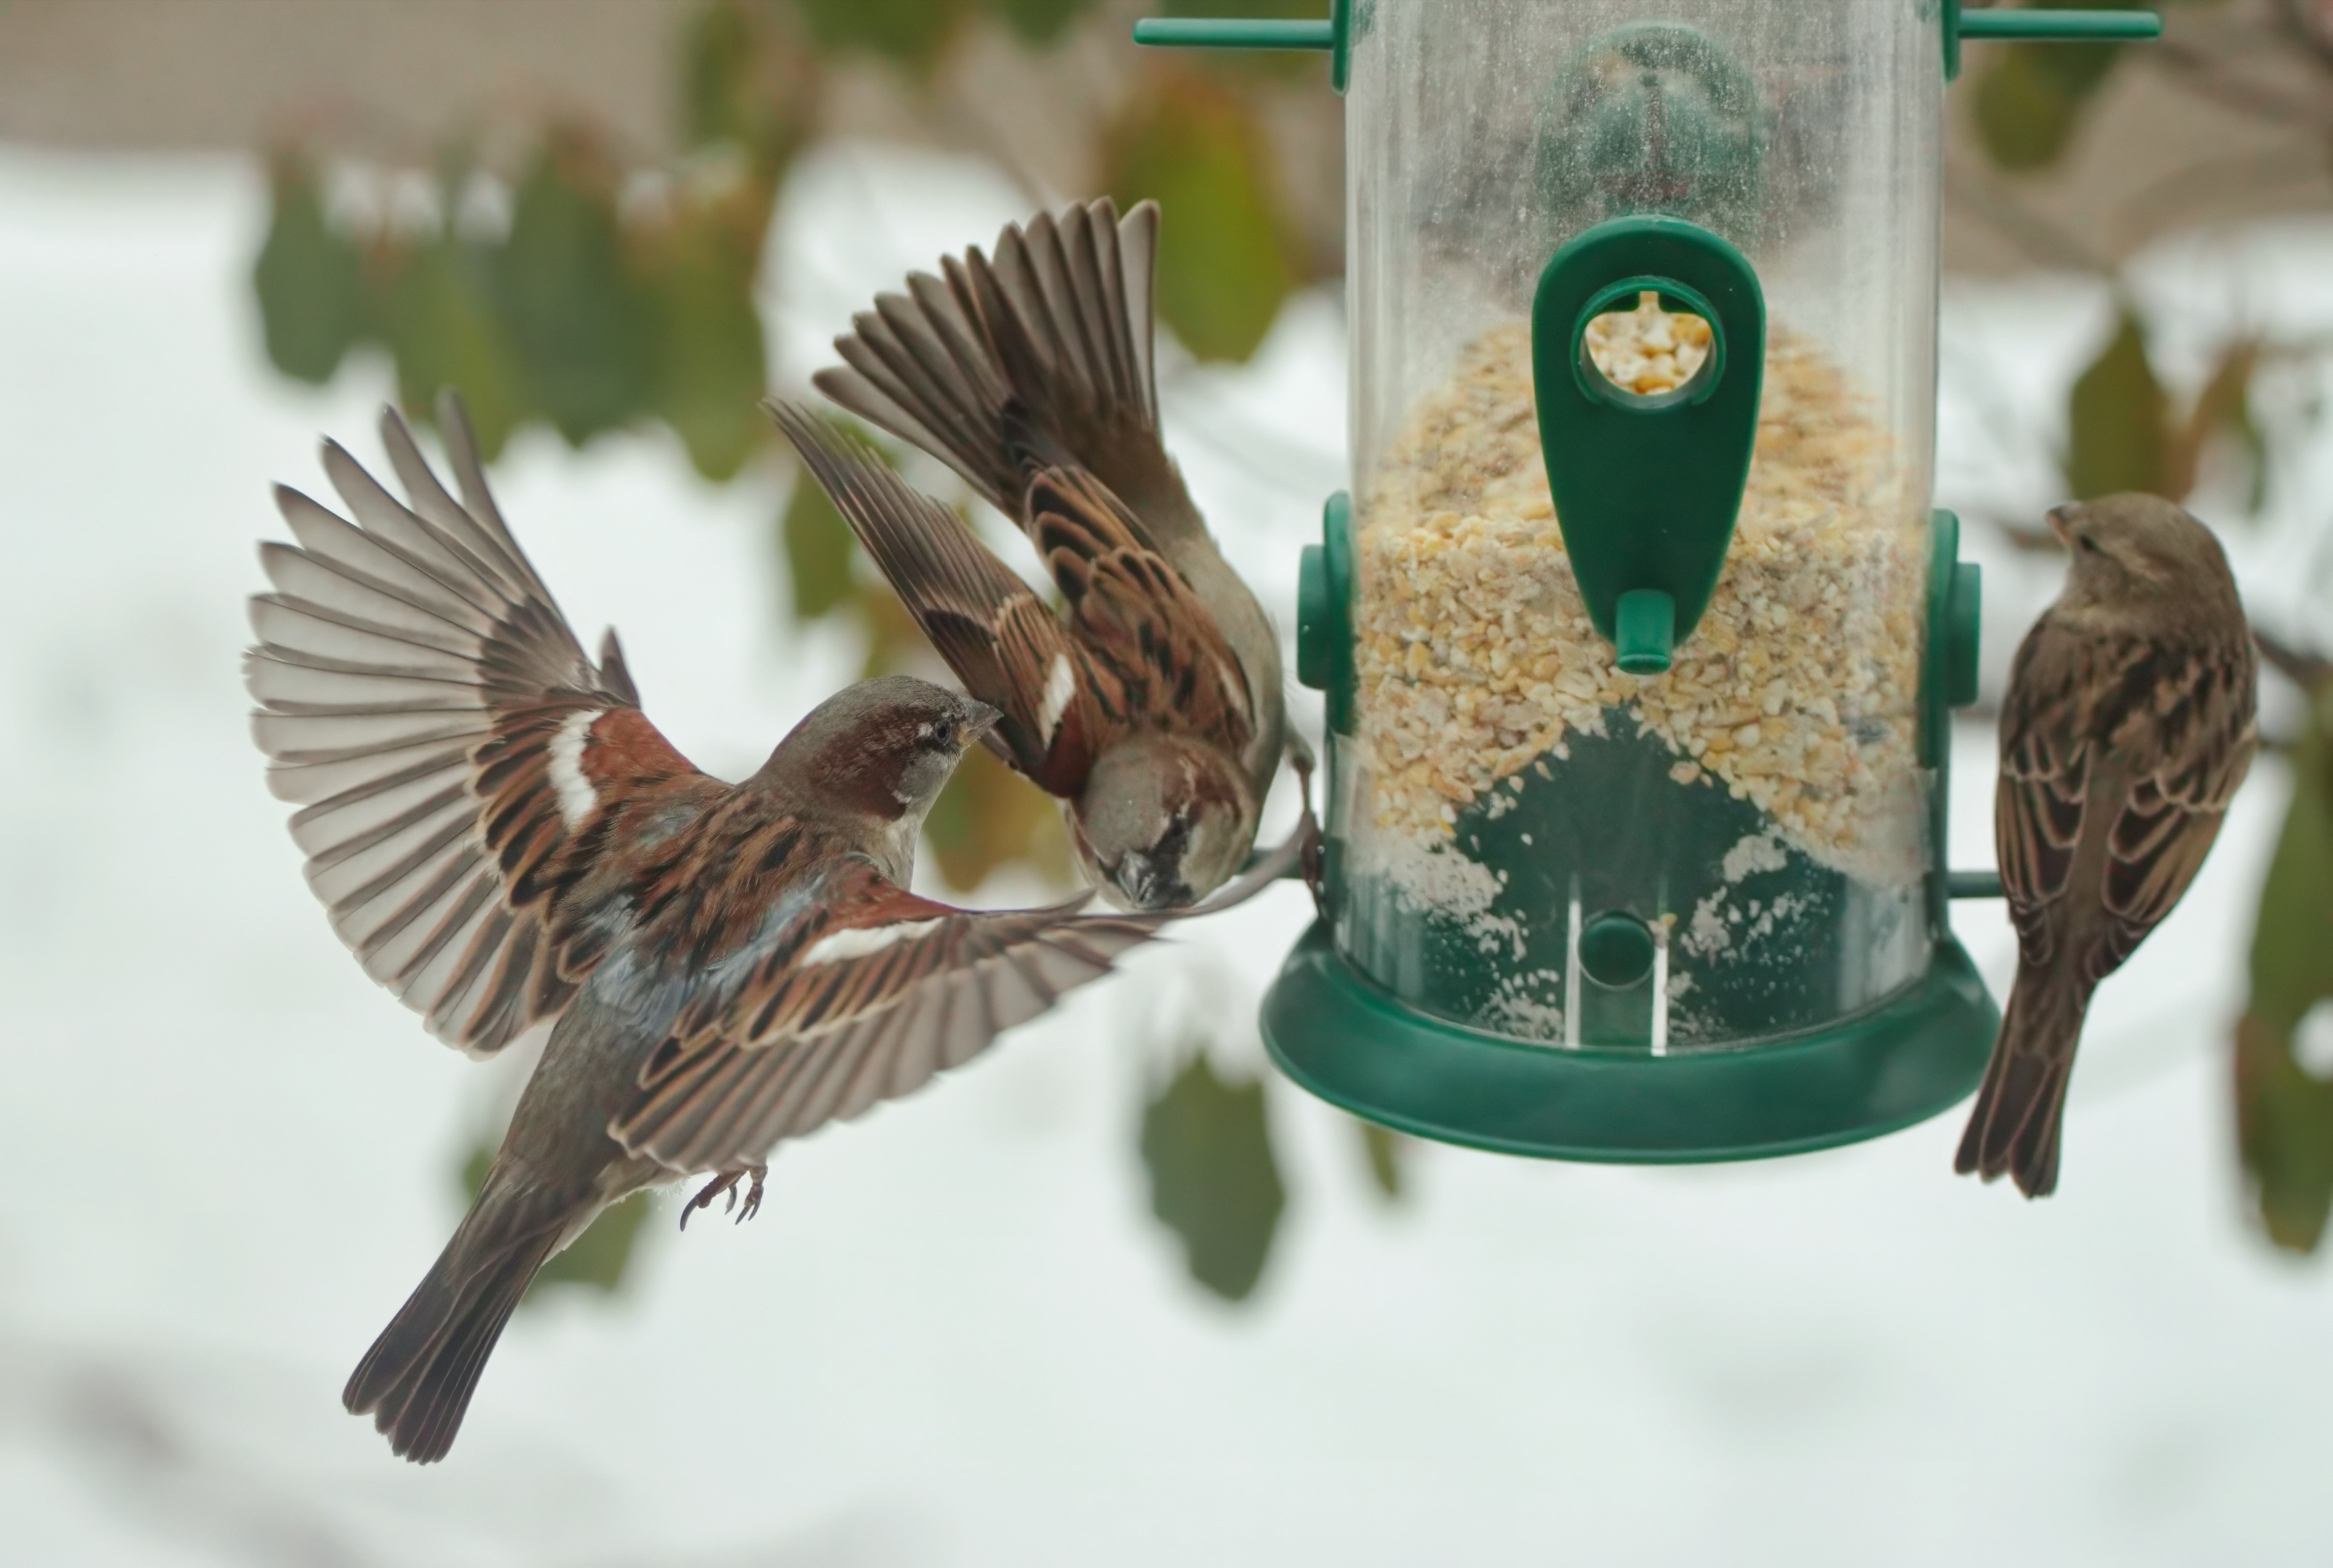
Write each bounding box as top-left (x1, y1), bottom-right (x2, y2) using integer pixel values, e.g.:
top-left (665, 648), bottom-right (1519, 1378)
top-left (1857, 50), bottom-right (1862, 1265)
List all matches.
top-left (2, 141), bottom-right (2331, 1566)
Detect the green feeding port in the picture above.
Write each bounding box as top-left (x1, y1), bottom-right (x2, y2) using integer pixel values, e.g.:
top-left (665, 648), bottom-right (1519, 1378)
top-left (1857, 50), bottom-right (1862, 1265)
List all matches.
top-left (1534, 218), bottom-right (1763, 658)
top-left (1614, 589), bottom-right (1676, 676)
top-left (1579, 912), bottom-right (1656, 989)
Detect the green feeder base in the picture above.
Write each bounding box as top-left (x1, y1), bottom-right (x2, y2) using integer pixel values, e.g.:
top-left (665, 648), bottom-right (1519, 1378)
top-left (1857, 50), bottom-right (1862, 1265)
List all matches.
top-left (1261, 923), bottom-right (1999, 1164)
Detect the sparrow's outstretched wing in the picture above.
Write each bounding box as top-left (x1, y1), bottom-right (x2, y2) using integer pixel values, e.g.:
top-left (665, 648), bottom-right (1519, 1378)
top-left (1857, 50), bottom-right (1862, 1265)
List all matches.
top-left (769, 403), bottom-right (1101, 796)
top-left (812, 197), bottom-right (1201, 545)
top-left (610, 859), bottom-right (1159, 1173)
top-left (246, 394), bottom-right (711, 1055)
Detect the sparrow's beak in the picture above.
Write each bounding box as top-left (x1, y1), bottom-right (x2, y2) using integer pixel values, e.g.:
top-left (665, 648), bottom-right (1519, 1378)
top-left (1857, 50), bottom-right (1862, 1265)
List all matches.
top-left (963, 701), bottom-right (1003, 744)
top-left (2046, 505), bottom-right (2077, 548)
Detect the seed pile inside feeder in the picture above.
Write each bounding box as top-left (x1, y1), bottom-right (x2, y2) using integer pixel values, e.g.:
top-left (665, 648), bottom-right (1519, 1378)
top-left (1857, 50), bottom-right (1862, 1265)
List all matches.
top-left (1583, 290), bottom-right (1714, 396)
top-left (1350, 315), bottom-right (1927, 893)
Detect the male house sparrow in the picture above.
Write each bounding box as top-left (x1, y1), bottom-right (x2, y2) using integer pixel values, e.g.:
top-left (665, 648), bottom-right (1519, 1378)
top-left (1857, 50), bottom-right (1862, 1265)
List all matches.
top-left (788, 197), bottom-right (1293, 912)
top-left (247, 395), bottom-right (1164, 1461)
top-left (1959, 494), bottom-right (2258, 1197)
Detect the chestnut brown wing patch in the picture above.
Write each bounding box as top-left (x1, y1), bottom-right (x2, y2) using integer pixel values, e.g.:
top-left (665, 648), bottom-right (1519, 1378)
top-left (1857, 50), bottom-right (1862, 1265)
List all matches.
top-left (1029, 466), bottom-right (1254, 755)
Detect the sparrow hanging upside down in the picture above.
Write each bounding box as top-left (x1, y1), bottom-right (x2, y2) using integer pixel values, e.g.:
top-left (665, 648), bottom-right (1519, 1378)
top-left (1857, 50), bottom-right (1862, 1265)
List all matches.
top-left (1960, 493), bottom-right (2258, 1198)
top-left (785, 196), bottom-right (1304, 912)
top-left (245, 394), bottom-right (1209, 1463)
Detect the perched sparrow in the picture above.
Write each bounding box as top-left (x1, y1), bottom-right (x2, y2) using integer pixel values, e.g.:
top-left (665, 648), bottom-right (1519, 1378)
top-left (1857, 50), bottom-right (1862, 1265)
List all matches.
top-left (1959, 494), bottom-right (2258, 1197)
top-left (246, 394), bottom-right (1167, 1462)
top-left (789, 197), bottom-right (1294, 912)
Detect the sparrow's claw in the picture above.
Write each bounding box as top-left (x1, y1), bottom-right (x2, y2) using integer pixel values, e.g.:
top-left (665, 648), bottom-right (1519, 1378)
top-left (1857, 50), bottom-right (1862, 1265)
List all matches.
top-left (681, 1165), bottom-right (767, 1230)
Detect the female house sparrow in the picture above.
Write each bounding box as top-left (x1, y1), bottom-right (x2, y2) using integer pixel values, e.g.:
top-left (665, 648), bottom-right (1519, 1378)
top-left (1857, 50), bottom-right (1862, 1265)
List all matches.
top-left (248, 394), bottom-right (1163, 1461)
top-left (793, 197), bottom-right (1292, 912)
top-left (1960, 494), bottom-right (2258, 1197)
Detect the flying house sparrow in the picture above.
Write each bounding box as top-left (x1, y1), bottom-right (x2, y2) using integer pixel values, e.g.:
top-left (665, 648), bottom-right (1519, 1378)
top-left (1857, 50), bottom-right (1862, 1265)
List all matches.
top-left (794, 197), bottom-right (1298, 912)
top-left (246, 394), bottom-right (1172, 1461)
top-left (1959, 494), bottom-right (2258, 1198)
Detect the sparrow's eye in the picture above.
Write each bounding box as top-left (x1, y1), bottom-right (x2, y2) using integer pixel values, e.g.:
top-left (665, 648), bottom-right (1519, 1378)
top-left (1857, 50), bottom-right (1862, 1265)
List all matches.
top-left (2077, 535), bottom-right (2101, 555)
top-left (931, 719), bottom-right (957, 749)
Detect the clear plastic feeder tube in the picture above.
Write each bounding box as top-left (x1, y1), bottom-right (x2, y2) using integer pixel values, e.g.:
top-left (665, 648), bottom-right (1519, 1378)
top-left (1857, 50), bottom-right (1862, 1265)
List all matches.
top-left (1331, 0), bottom-right (1943, 1050)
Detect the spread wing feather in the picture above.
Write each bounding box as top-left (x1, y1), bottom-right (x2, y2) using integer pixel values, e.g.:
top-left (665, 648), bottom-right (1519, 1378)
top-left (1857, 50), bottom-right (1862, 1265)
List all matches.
top-left (611, 859), bottom-right (1159, 1174)
top-left (769, 402), bottom-right (1101, 794)
top-left (248, 393), bottom-right (705, 1055)
top-left (812, 197), bottom-right (1192, 538)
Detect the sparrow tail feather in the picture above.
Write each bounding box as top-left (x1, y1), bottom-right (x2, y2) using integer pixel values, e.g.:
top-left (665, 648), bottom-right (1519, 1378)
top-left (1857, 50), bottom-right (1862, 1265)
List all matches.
top-left (343, 1183), bottom-right (568, 1463)
top-left (1956, 964), bottom-right (2088, 1199)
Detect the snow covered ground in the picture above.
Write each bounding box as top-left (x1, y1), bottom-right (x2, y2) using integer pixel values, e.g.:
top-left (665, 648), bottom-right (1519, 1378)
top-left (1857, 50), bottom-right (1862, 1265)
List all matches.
top-left (1, 142), bottom-right (2330, 1567)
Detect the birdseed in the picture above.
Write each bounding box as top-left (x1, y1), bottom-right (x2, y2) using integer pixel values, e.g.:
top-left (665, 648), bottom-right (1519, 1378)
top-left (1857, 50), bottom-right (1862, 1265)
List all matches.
top-left (1583, 291), bottom-right (1714, 397)
top-left (1349, 317), bottom-right (1927, 892)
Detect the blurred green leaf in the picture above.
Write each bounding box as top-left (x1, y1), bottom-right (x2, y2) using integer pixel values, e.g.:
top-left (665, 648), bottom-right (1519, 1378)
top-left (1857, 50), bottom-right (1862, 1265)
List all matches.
top-left (1140, 1050), bottom-right (1286, 1302)
top-left (685, 1), bottom-right (760, 152)
top-left (780, 465), bottom-right (860, 621)
top-left (2249, 693), bottom-right (2333, 1030)
top-left (1359, 1119), bottom-right (1405, 1201)
top-left (2236, 1013), bottom-right (2333, 1253)
top-left (2236, 690), bottom-right (2333, 1254)
top-left (645, 186), bottom-right (774, 482)
top-left (792, 0), bottom-right (962, 71)
top-left (253, 157), bottom-right (368, 384)
top-left (461, 1140), bottom-right (654, 1303)
top-left (982, 0), bottom-right (1093, 45)
top-left (683, 1), bottom-right (804, 173)
top-left (1107, 77), bottom-right (1299, 364)
top-left (493, 133), bottom-right (655, 446)
top-left (2066, 308), bottom-right (2170, 500)
top-left (2167, 340), bottom-right (2267, 513)
top-left (923, 739), bottom-right (1073, 891)
top-left (377, 237), bottom-right (528, 462)
top-left (1970, 4), bottom-right (2141, 172)
top-left (1972, 47), bottom-right (2102, 173)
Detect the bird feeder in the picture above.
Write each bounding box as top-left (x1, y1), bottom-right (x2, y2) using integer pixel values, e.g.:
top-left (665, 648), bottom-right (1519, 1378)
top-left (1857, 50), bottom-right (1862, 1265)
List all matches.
top-left (1137, 1), bottom-right (2161, 1161)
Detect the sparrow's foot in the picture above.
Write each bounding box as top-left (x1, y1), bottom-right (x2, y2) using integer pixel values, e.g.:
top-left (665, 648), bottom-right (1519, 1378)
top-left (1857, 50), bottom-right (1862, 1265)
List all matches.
top-left (680, 1164), bottom-right (767, 1230)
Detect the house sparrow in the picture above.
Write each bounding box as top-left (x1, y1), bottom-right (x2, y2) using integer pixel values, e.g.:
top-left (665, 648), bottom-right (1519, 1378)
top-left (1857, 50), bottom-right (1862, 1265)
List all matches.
top-left (1959, 494), bottom-right (2258, 1197)
top-left (246, 394), bottom-right (1170, 1462)
top-left (793, 197), bottom-right (1296, 912)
